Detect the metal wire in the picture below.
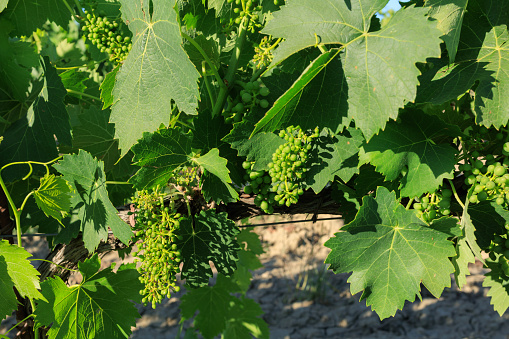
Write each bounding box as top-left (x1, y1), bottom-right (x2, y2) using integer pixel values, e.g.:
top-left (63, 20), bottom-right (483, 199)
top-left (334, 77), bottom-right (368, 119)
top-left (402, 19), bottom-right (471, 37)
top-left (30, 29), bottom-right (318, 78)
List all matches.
top-left (0, 217), bottom-right (344, 238)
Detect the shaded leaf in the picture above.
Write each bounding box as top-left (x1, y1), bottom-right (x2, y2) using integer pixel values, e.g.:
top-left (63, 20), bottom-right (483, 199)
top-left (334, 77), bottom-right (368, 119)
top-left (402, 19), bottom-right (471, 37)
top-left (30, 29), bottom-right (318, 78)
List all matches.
top-left (176, 210), bottom-right (240, 288)
top-left (306, 128), bottom-right (363, 193)
top-left (359, 112), bottom-right (457, 198)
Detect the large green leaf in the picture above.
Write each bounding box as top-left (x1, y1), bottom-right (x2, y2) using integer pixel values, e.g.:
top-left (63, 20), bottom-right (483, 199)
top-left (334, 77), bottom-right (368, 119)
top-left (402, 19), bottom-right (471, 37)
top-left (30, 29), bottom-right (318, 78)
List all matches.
top-left (35, 255), bottom-right (142, 339)
top-left (112, 0), bottom-right (200, 156)
top-left (0, 240), bottom-right (45, 310)
top-left (53, 150), bottom-right (133, 251)
top-left (263, 2), bottom-right (442, 139)
top-left (359, 112), bottom-right (457, 198)
top-left (33, 174), bottom-right (72, 223)
top-left (1, 0), bottom-right (70, 36)
top-left (0, 57), bottom-right (71, 180)
top-left (306, 128), bottom-right (363, 193)
top-left (129, 127), bottom-right (193, 189)
top-left (263, 0), bottom-right (387, 66)
top-left (324, 187), bottom-right (456, 319)
top-left (427, 0), bottom-right (468, 62)
top-left (251, 50), bottom-right (349, 136)
top-left (176, 210), bottom-right (240, 288)
top-left (223, 297), bottom-right (269, 339)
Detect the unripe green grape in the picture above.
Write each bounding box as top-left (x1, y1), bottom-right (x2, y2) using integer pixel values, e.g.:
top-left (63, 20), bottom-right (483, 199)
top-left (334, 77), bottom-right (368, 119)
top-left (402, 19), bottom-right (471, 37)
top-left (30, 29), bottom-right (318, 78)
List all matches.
top-left (260, 87), bottom-right (270, 96)
top-left (242, 92), bottom-right (252, 103)
top-left (478, 191), bottom-right (488, 201)
top-left (259, 99), bottom-right (269, 108)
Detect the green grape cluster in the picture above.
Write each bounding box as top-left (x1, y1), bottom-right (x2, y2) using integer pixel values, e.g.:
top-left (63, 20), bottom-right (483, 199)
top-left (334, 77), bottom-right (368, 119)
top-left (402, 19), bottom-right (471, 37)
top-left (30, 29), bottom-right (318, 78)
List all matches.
top-left (227, 0), bottom-right (263, 32)
top-left (413, 187), bottom-right (453, 222)
top-left (223, 79), bottom-right (270, 124)
top-left (267, 126), bottom-right (319, 208)
top-left (461, 152), bottom-right (509, 205)
top-left (252, 36), bottom-right (277, 69)
top-left (82, 10), bottom-right (132, 63)
top-left (131, 189), bottom-right (182, 309)
top-left (242, 161), bottom-right (276, 214)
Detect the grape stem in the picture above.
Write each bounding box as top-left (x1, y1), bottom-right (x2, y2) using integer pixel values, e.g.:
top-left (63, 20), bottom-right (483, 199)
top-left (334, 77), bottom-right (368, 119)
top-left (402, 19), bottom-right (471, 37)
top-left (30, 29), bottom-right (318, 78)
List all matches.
top-left (181, 32), bottom-right (226, 93)
top-left (212, 16), bottom-right (249, 117)
top-left (66, 89), bottom-right (101, 102)
top-left (448, 179), bottom-right (465, 209)
top-left (405, 198), bottom-right (414, 210)
top-left (30, 259), bottom-right (79, 272)
top-left (202, 61), bottom-right (215, 108)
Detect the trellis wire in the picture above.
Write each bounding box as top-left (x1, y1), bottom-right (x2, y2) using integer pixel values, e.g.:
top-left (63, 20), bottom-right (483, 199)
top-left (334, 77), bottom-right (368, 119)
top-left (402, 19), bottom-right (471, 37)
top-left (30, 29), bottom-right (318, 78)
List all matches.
top-left (0, 216), bottom-right (343, 238)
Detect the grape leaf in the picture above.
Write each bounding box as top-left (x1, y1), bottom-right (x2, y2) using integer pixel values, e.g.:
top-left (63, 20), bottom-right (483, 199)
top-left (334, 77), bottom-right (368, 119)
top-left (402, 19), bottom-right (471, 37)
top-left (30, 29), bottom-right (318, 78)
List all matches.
top-left (0, 240), bottom-right (45, 305)
top-left (180, 283), bottom-right (234, 339)
top-left (251, 50), bottom-right (349, 136)
top-left (306, 128), bottom-right (363, 193)
top-left (53, 150), bottom-right (133, 252)
top-left (461, 199), bottom-right (485, 266)
top-left (0, 255), bottom-right (16, 321)
top-left (112, 0), bottom-right (200, 156)
top-left (201, 171), bottom-right (239, 204)
top-left (472, 26), bottom-right (509, 128)
top-left (263, 2), bottom-right (442, 139)
top-left (68, 106), bottom-right (121, 173)
top-left (35, 255), bottom-right (142, 339)
top-left (33, 174), bottom-right (72, 223)
top-left (0, 57), bottom-right (71, 181)
top-left (193, 148), bottom-right (239, 203)
top-left (416, 1), bottom-right (509, 128)
top-left (129, 127), bottom-right (193, 190)
top-left (483, 255), bottom-right (509, 316)
top-left (223, 297), bottom-right (269, 339)
top-left (231, 132), bottom-right (284, 171)
top-left (176, 209), bottom-right (240, 288)
top-left (427, 0), bottom-right (468, 63)
top-left (359, 112), bottom-right (457, 198)
top-left (100, 65), bottom-right (119, 109)
top-left (0, 0), bottom-right (7, 12)
top-left (58, 69), bottom-right (88, 97)
top-left (193, 148), bottom-right (231, 184)
top-left (324, 187), bottom-right (456, 320)
top-left (0, 20), bottom-right (39, 102)
top-left (452, 237), bottom-right (475, 290)
top-left (2, 0), bottom-right (70, 36)
top-left (469, 201), bottom-right (509, 249)
top-left (263, 0), bottom-right (387, 66)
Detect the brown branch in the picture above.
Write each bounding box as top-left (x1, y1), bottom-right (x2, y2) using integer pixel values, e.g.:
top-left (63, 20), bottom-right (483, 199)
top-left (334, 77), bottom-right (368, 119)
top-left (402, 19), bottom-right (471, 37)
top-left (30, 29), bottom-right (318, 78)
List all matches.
top-left (218, 186), bottom-right (341, 221)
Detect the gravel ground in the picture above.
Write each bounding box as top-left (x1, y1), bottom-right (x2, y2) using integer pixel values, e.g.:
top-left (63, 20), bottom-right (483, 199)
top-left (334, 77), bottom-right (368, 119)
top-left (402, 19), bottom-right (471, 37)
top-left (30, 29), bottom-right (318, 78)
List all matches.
top-left (2, 215), bottom-right (509, 339)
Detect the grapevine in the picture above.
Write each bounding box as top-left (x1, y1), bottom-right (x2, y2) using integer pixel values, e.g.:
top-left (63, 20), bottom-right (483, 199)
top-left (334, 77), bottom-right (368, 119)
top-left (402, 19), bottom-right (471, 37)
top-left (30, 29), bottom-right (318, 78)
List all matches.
top-left (4, 1), bottom-right (509, 338)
